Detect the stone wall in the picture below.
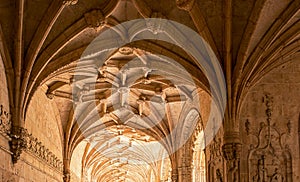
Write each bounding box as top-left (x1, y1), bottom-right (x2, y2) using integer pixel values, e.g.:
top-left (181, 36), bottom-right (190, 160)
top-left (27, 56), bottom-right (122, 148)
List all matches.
top-left (25, 86), bottom-right (63, 161)
top-left (239, 60), bottom-right (300, 181)
top-left (0, 55), bottom-right (64, 181)
top-left (0, 52), bottom-right (13, 181)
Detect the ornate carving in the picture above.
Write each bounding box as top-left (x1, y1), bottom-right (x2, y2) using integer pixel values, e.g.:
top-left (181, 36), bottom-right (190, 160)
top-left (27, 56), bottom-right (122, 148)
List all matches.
top-left (222, 143), bottom-right (241, 182)
top-left (9, 126), bottom-right (28, 163)
top-left (0, 104), bottom-right (11, 137)
top-left (207, 136), bottom-right (224, 182)
top-left (209, 137), bottom-right (222, 160)
top-left (176, 0), bottom-right (195, 11)
top-left (270, 168), bottom-right (284, 182)
top-left (5, 122), bottom-right (63, 170)
top-left (222, 143), bottom-right (241, 161)
top-left (118, 47), bottom-right (134, 55)
top-left (246, 94), bottom-right (292, 182)
top-left (84, 10), bottom-right (105, 28)
top-left (216, 168), bottom-right (223, 182)
top-left (26, 133), bottom-right (63, 171)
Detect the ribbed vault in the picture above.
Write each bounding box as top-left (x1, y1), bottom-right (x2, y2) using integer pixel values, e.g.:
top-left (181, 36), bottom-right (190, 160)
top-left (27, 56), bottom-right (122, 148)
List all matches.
top-left (1, 0), bottom-right (300, 181)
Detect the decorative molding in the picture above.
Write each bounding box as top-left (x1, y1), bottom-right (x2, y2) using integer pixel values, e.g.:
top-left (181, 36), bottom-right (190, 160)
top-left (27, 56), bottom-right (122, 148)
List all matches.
top-left (175, 0), bottom-right (195, 11)
top-left (84, 10), bottom-right (105, 28)
top-left (26, 133), bottom-right (63, 171)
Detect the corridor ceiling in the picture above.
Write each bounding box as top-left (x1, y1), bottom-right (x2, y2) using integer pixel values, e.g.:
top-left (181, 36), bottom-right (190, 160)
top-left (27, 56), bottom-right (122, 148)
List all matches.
top-left (0, 0), bottom-right (300, 181)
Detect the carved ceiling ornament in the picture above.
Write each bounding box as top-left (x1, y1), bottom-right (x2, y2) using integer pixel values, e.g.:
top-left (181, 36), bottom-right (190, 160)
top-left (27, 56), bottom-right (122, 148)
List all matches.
top-left (118, 47), bottom-right (134, 55)
top-left (84, 9), bottom-right (106, 29)
top-left (176, 0), bottom-right (195, 11)
top-left (245, 93), bottom-right (292, 182)
top-left (63, 0), bottom-right (78, 6)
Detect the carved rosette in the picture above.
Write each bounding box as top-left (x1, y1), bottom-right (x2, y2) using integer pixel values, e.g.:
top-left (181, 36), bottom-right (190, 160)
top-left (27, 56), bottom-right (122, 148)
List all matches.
top-left (84, 10), bottom-right (105, 28)
top-left (9, 126), bottom-right (28, 163)
top-left (176, 0), bottom-right (195, 11)
top-left (63, 0), bottom-right (78, 6)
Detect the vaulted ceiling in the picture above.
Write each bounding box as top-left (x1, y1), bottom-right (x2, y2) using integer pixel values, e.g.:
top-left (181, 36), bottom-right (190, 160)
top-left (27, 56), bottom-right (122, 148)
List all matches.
top-left (0, 0), bottom-right (299, 181)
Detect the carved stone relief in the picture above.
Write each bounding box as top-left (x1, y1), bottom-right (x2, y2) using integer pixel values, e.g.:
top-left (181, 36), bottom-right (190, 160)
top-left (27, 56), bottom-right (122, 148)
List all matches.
top-left (207, 136), bottom-right (224, 182)
top-left (176, 0), bottom-right (195, 11)
top-left (216, 168), bottom-right (223, 182)
top-left (0, 104), bottom-right (11, 138)
top-left (245, 94), bottom-right (292, 182)
top-left (222, 142), bottom-right (241, 182)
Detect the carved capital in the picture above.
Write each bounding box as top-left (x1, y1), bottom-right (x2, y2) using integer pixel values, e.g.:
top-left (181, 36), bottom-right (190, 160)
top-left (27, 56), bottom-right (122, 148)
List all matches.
top-left (9, 126), bottom-right (28, 163)
top-left (222, 143), bottom-right (241, 161)
top-left (84, 10), bottom-right (105, 28)
top-left (176, 0), bottom-right (195, 11)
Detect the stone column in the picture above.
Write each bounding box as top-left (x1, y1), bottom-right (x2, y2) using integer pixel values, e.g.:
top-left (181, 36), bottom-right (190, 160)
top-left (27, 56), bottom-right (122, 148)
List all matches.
top-left (177, 165), bottom-right (192, 182)
top-left (174, 141), bottom-right (193, 182)
top-left (171, 170), bottom-right (178, 182)
top-left (222, 142), bottom-right (241, 182)
top-left (63, 158), bottom-right (71, 182)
